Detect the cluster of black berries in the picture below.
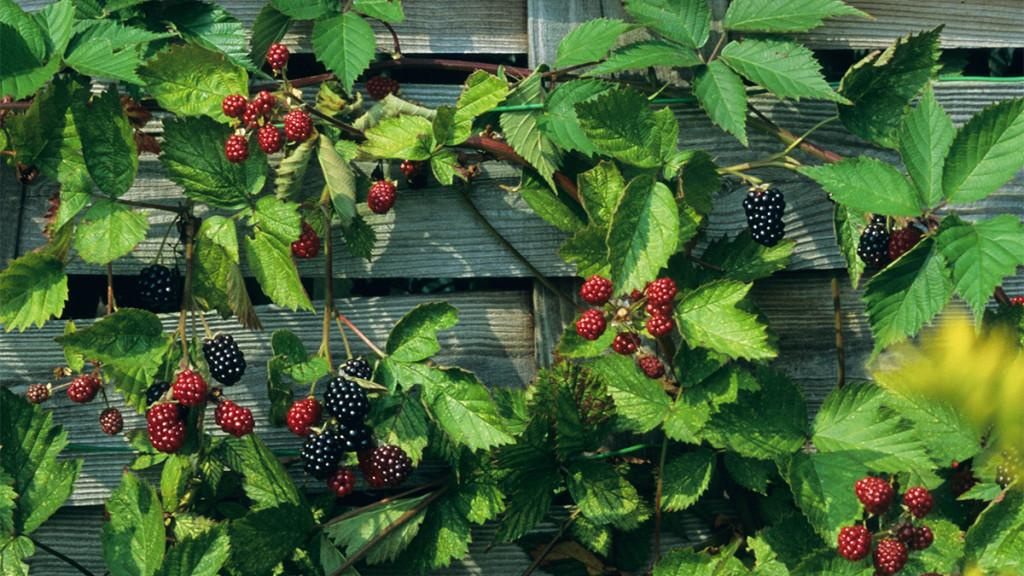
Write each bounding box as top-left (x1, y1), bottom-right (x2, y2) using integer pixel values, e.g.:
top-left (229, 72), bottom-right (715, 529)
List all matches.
top-left (293, 358), bottom-right (413, 497)
top-left (743, 186), bottom-right (786, 247)
top-left (858, 216), bottom-right (923, 268)
top-left (837, 476), bottom-right (936, 575)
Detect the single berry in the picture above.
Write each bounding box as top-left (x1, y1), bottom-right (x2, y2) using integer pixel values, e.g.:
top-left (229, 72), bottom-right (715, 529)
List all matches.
top-left (743, 187), bottom-right (786, 247)
top-left (257, 125), bottom-right (283, 154)
top-left (146, 403), bottom-right (186, 453)
top-left (645, 300), bottom-right (673, 317)
top-left (365, 76), bottom-right (400, 100)
top-left (367, 179), bottom-right (397, 214)
top-left (221, 94), bottom-right (247, 118)
top-left (646, 315), bottom-right (675, 338)
top-left (887, 226), bottom-right (922, 261)
top-left (203, 334), bottom-right (247, 386)
top-left (645, 278), bottom-right (677, 306)
top-left (137, 265), bottom-right (181, 312)
top-left (872, 539), bottom-right (908, 575)
top-left (323, 377), bottom-right (369, 423)
top-left (266, 43), bottom-right (289, 70)
top-left (214, 398), bottom-right (254, 437)
top-left (611, 333), bottom-right (640, 355)
top-left (359, 444), bottom-right (413, 487)
top-left (629, 289), bottom-right (644, 301)
top-left (241, 105), bottom-right (261, 129)
top-left (895, 522), bottom-right (916, 544)
top-left (146, 380), bottom-right (171, 405)
top-left (26, 383), bottom-right (51, 404)
top-left (902, 487), bottom-right (933, 518)
top-left (341, 357), bottom-right (372, 380)
top-left (99, 408), bottom-right (123, 435)
top-left (287, 397), bottom-right (322, 436)
top-left (637, 356), bottom-right (665, 379)
top-left (575, 309), bottom-right (607, 341)
top-left (858, 216), bottom-right (891, 267)
top-left (837, 525), bottom-right (872, 561)
top-left (399, 159), bottom-right (427, 188)
top-left (291, 221), bottom-right (321, 259)
top-left (172, 370), bottom-right (208, 407)
top-left (328, 468), bottom-right (356, 497)
top-left (855, 476), bottom-right (894, 516)
top-left (335, 421), bottom-right (373, 452)
top-left (67, 375), bottom-right (101, 403)
top-left (224, 134), bottom-right (249, 163)
top-left (283, 109), bottom-right (313, 142)
top-left (909, 526), bottom-right (933, 551)
top-left (580, 275), bottom-right (613, 306)
top-left (399, 159), bottom-right (417, 179)
top-left (996, 463), bottom-right (1017, 488)
top-left (301, 428), bottom-right (344, 479)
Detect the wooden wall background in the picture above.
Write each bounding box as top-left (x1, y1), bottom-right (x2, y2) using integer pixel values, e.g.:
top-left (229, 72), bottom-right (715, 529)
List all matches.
top-left (1, 1), bottom-right (1022, 573)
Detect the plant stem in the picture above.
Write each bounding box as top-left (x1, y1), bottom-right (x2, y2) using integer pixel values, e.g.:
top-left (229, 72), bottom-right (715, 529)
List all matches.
top-left (105, 264), bottom-right (115, 315)
top-left (371, 18), bottom-right (402, 55)
top-left (320, 206), bottom-right (334, 372)
top-left (461, 135), bottom-right (581, 202)
top-left (832, 276), bottom-right (846, 388)
top-left (93, 193), bottom-right (185, 215)
top-left (520, 510), bottom-right (580, 576)
top-left (335, 311), bottom-right (386, 358)
top-left (177, 213), bottom-right (196, 368)
top-left (303, 104), bottom-right (365, 140)
top-left (29, 537), bottom-right (97, 576)
top-left (994, 286), bottom-right (1012, 307)
top-left (748, 107), bottom-right (844, 165)
top-left (323, 479), bottom-right (448, 528)
top-left (334, 314), bottom-right (354, 360)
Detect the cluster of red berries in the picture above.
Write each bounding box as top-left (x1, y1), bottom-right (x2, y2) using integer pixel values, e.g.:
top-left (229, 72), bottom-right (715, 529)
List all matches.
top-left (837, 477), bottom-right (936, 575)
top-left (26, 376), bottom-right (125, 436)
top-left (858, 216), bottom-right (923, 267)
top-left (575, 275), bottom-right (677, 379)
top-left (1009, 296), bottom-right (1024, 306)
top-left (220, 89), bottom-right (313, 163)
top-left (144, 368), bottom-right (256, 453)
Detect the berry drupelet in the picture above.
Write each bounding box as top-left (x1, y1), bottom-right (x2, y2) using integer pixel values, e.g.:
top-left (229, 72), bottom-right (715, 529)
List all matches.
top-left (743, 187), bottom-right (786, 247)
top-left (645, 278), bottom-right (677, 306)
top-left (203, 334), bottom-right (247, 386)
top-left (257, 125), bottom-right (283, 154)
top-left (887, 225), bottom-right (922, 261)
top-left (645, 314), bottom-right (675, 338)
top-left (334, 421), bottom-right (373, 452)
top-left (323, 377), bottom-right (370, 423)
top-left (221, 94), bottom-right (247, 118)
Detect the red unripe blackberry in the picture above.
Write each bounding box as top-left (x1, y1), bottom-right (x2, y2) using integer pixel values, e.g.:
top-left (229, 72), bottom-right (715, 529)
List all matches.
top-left (287, 397), bottom-right (322, 436)
top-left (611, 332), bottom-right (639, 355)
top-left (341, 357), bottom-right (373, 380)
top-left (1011, 296), bottom-right (1024, 306)
top-left (359, 444), bottom-right (412, 487)
top-left (99, 408), bottom-right (123, 435)
top-left (367, 179), bottom-right (397, 214)
top-left (837, 525), bottom-right (872, 561)
top-left (646, 314), bottom-right (675, 338)
top-left (895, 522), bottom-right (915, 544)
top-left (902, 486), bottom-right (932, 518)
top-left (855, 476), bottom-right (894, 515)
top-left (203, 334), bottom-right (247, 386)
top-left (858, 216), bottom-right (890, 267)
top-left (645, 278), bottom-right (677, 306)
top-left (266, 43), bottom-right (289, 70)
top-left (909, 526), bottom-right (933, 551)
top-left (637, 355), bottom-right (664, 379)
top-left (743, 187), bottom-right (786, 247)
top-left (224, 134), bottom-right (249, 163)
top-left (291, 221), bottom-right (321, 258)
top-left (26, 383), bottom-right (51, 404)
top-left (398, 159), bottom-right (427, 188)
top-left (257, 125), bottom-right (283, 154)
top-left (221, 94), bottom-right (247, 118)
top-left (67, 375), bottom-right (101, 403)
top-left (872, 538), bottom-right (907, 575)
top-left (241, 106), bottom-right (261, 129)
top-left (328, 468), bottom-right (356, 497)
top-left (283, 109), bottom-right (313, 142)
top-left (323, 377), bottom-right (369, 423)
top-left (172, 369), bottom-right (208, 406)
top-left (575, 309), bottom-right (607, 341)
top-left (251, 91), bottom-right (276, 117)
top-left (887, 226), bottom-right (922, 261)
top-left (146, 403), bottom-right (186, 453)
top-left (580, 275), bottom-right (613, 305)
top-left (645, 300), bottom-right (673, 317)
top-left (365, 75), bottom-right (400, 100)
top-left (214, 398), bottom-right (254, 437)
top-left (301, 428), bottom-right (343, 479)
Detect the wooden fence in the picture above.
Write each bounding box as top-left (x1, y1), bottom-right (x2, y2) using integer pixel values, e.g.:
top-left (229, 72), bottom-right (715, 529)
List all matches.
top-left (1, 1), bottom-right (1022, 573)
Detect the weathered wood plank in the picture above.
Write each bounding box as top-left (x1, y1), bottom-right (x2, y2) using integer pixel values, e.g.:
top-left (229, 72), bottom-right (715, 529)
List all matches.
top-left (0, 167), bottom-right (25, 262)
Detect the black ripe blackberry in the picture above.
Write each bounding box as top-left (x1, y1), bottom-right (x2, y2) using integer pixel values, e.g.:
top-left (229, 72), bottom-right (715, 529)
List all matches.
top-left (743, 187), bottom-right (786, 247)
top-left (335, 420), bottom-right (373, 452)
top-left (202, 334), bottom-right (247, 386)
top-left (858, 216), bottom-right (891, 267)
top-left (138, 265), bottom-right (181, 312)
top-left (341, 357), bottom-right (372, 381)
top-left (146, 380), bottom-right (171, 405)
top-left (324, 377), bottom-right (369, 423)
top-left (301, 428), bottom-right (344, 479)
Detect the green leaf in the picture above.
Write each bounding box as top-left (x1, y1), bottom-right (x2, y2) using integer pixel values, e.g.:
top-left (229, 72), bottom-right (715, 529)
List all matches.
top-left (368, 392), bottom-right (430, 465)
top-left (723, 454), bottom-right (774, 495)
top-left (557, 319), bottom-right (616, 359)
top-left (0, 473), bottom-right (14, 534)
top-left (102, 472), bottom-right (165, 576)
top-left (71, 87), bottom-right (138, 197)
top-left (942, 97), bottom-right (1024, 204)
top-left (539, 81), bottom-right (609, 157)
top-left (312, 12), bottom-right (376, 95)
top-left (325, 494), bottom-right (429, 565)
top-left (453, 70), bottom-right (509, 143)
top-left (721, 39), bottom-right (843, 102)
top-left (157, 525), bottom-right (230, 576)
top-left (140, 43), bottom-right (248, 121)
top-left (500, 73), bottom-right (562, 186)
top-left (662, 447), bottom-right (715, 511)
top-left (224, 435), bottom-right (302, 510)
top-left (863, 238), bottom-right (953, 351)
top-left (566, 459), bottom-right (641, 526)
top-left (624, 0), bottom-right (710, 49)
top-left (801, 156), bottom-right (923, 216)
top-left (391, 487), bottom-right (472, 572)
top-left (0, 535), bottom-right (33, 575)
top-left (65, 21), bottom-right (169, 83)
top-left (749, 535), bottom-right (792, 576)
top-left (899, 86), bottom-right (954, 208)
top-left (666, 150), bottom-right (720, 215)
top-left (835, 204), bottom-right (868, 288)
top-left (250, 195), bottom-right (301, 245)
top-left (839, 27), bottom-right (942, 148)
top-left (880, 387), bottom-right (981, 466)
top-left (700, 232), bottom-right (795, 282)
top-left (653, 548), bottom-right (744, 576)
top-left (270, 0), bottom-right (333, 19)
top-left (159, 456), bottom-right (189, 513)
top-left (587, 40), bottom-right (701, 76)
top-left (783, 451), bottom-right (865, 540)
top-left (575, 87), bottom-right (664, 167)
top-left (228, 505), bottom-right (313, 575)
top-left (248, 4), bottom-right (291, 65)
top-left (578, 160), bottom-right (626, 228)
top-left (274, 136), bottom-right (316, 200)
top-left (33, 0), bottom-right (73, 55)
top-left (73, 200), bottom-right (149, 265)
top-left (0, 252), bottom-right (68, 332)
top-left (426, 369), bottom-right (515, 451)
top-left (590, 355), bottom-right (670, 433)
top-left (165, 2), bottom-right (252, 71)
top-left (160, 117), bottom-right (266, 210)
top-left (386, 301), bottom-right (458, 363)
top-left (607, 175), bottom-right (679, 292)
top-left (555, 18), bottom-right (633, 68)
top-left (937, 214), bottom-right (1024, 322)
top-left (361, 114), bottom-right (434, 160)
top-left (244, 231), bottom-right (312, 311)
top-left (702, 370), bottom-right (807, 460)
top-left (724, 0), bottom-right (868, 33)
top-left (559, 225), bottom-right (611, 278)
top-left (341, 213), bottom-right (376, 261)
top-left (429, 149), bottom-right (459, 185)
top-left (193, 216), bottom-right (259, 329)
top-left (694, 60), bottom-right (748, 145)
top-left (964, 487), bottom-right (1024, 573)
top-left (265, 356), bottom-right (293, 427)
top-left (676, 280), bottom-right (775, 360)
top-left (0, 0), bottom-right (56, 99)
top-left (519, 171), bottom-right (585, 233)
top-left (353, 0), bottom-right (405, 23)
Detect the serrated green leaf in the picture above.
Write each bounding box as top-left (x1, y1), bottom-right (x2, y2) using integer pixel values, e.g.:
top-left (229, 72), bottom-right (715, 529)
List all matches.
top-left (0, 0), bottom-right (56, 99)
top-left (937, 214), bottom-right (1024, 322)
top-left (65, 20), bottom-right (169, 83)
top-left (248, 4), bottom-right (291, 65)
top-left (899, 86), bottom-right (954, 208)
top-left (702, 370), bottom-right (807, 460)
top-left (0, 472), bottom-right (15, 534)
top-left (312, 12), bottom-right (375, 95)
top-left (540, 78), bottom-right (611, 155)
top-left (193, 216), bottom-right (259, 329)
top-left (624, 0), bottom-right (710, 49)
top-left (653, 547), bottom-right (746, 575)
top-left (353, 0), bottom-right (405, 23)
top-left (875, 384), bottom-right (982, 466)
top-left (748, 534), bottom-right (791, 576)
top-left (159, 455), bottom-right (189, 513)
top-left (386, 301), bottom-right (458, 362)
top-left (250, 197), bottom-right (301, 247)
top-left (724, 0), bottom-right (868, 33)
top-left (835, 204), bottom-right (868, 288)
top-left (694, 60), bottom-right (748, 145)
top-left (165, 1), bottom-right (253, 71)
top-left (721, 39), bottom-right (844, 102)
top-left (863, 237), bottom-right (953, 351)
top-left (270, 0), bottom-right (333, 19)
top-left (965, 488), bottom-right (1024, 573)
top-left (555, 18), bottom-right (633, 68)
top-left (392, 488), bottom-right (472, 572)
top-left (724, 454), bottom-right (774, 495)
top-left (452, 70), bottom-right (508, 143)
top-left (73, 200), bottom-right (149, 265)
top-left (519, 170), bottom-right (585, 233)
top-left (224, 435), bottom-right (301, 510)
top-left (587, 40), bottom-right (701, 76)
top-left (427, 369), bottom-right (515, 451)
top-left (700, 232), bottom-right (795, 282)
top-left (800, 157), bottom-right (923, 216)
top-left (607, 175), bottom-right (679, 292)
top-left (33, 0), bottom-right (73, 55)
top-left (140, 43), bottom-right (248, 121)
top-left (102, 471), bottom-right (165, 576)
top-left (0, 252), bottom-right (68, 332)
top-left (429, 149), bottom-right (459, 185)
top-left (325, 494), bottom-right (429, 565)
top-left (559, 225), bottom-right (611, 278)
top-left (228, 504), bottom-right (313, 575)
top-left (662, 447), bottom-right (715, 511)
top-left (157, 525), bottom-right (230, 576)
top-left (577, 160), bottom-right (625, 228)
top-left (500, 73), bottom-right (561, 186)
top-left (943, 97), bottom-right (1024, 204)
top-left (576, 87), bottom-right (664, 167)
top-left (0, 535), bottom-right (33, 575)
top-left (243, 231), bottom-right (312, 311)
top-left (566, 459), bottom-right (641, 526)
top-left (361, 114), bottom-right (434, 160)
top-left (676, 280), bottom-right (775, 360)
top-left (590, 355), bottom-right (670, 433)
top-left (71, 87), bottom-right (137, 197)
top-left (783, 451), bottom-right (864, 540)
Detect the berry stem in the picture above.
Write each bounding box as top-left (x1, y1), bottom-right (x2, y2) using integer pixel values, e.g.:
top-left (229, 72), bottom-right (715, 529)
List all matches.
top-left (520, 509), bottom-right (581, 576)
top-left (335, 311), bottom-right (386, 358)
top-left (198, 311), bottom-right (214, 340)
top-left (334, 314), bottom-right (354, 360)
top-left (371, 17), bottom-right (402, 55)
top-left (462, 135), bottom-right (580, 202)
top-left (105, 263), bottom-right (116, 316)
top-left (319, 205), bottom-right (335, 372)
top-left (29, 537), bottom-right (98, 576)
